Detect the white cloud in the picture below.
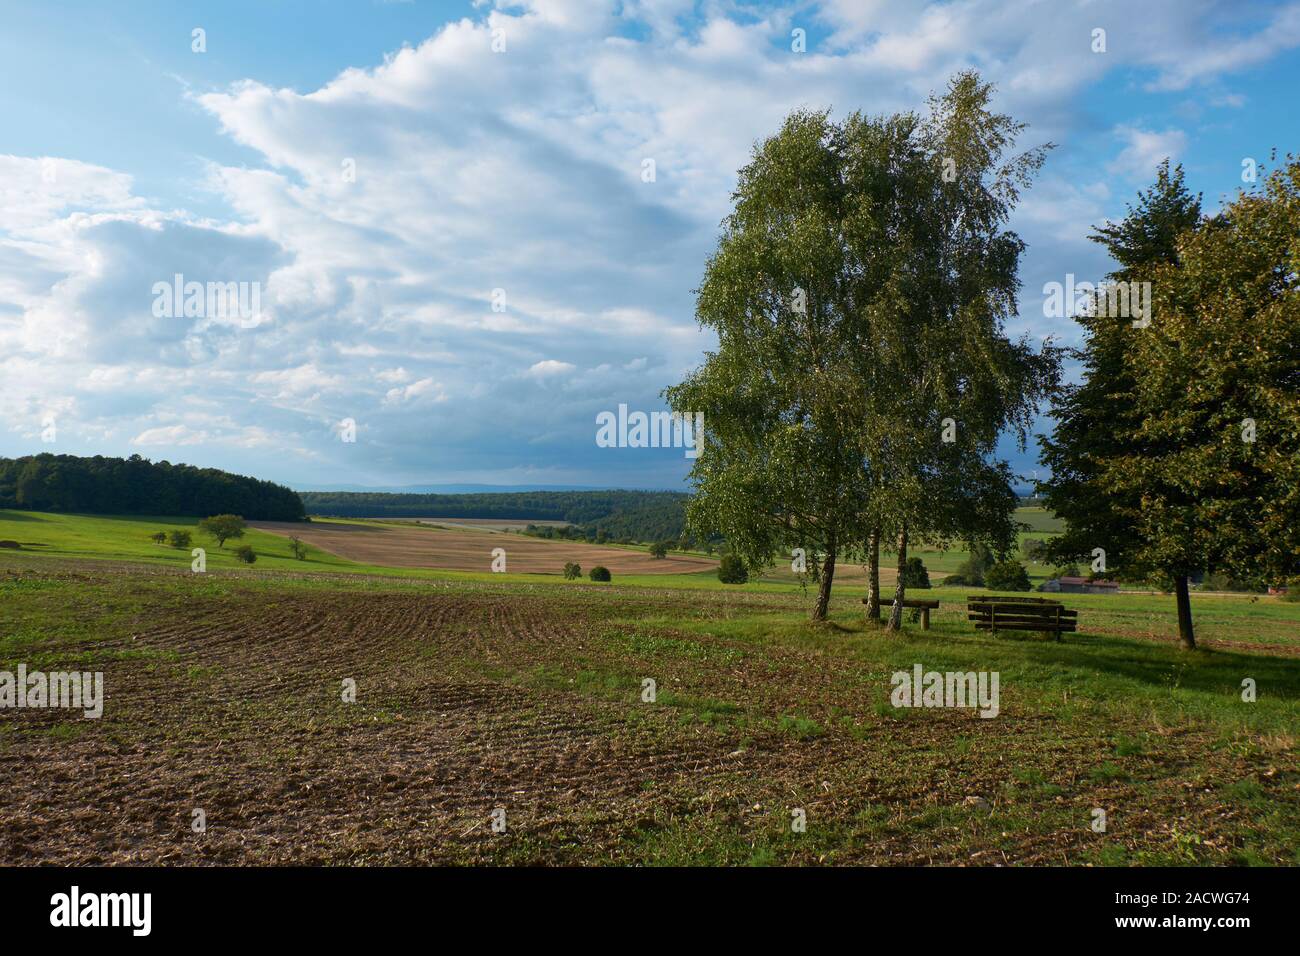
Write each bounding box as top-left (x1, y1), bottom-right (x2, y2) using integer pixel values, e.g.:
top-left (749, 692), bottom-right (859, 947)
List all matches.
top-left (1107, 125), bottom-right (1188, 180)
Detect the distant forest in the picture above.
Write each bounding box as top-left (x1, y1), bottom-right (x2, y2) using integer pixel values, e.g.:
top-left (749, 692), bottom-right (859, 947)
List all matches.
top-left (300, 489), bottom-right (688, 543)
top-left (0, 454), bottom-right (306, 521)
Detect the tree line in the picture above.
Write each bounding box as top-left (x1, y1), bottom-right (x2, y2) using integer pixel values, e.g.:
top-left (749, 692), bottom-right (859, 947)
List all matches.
top-left (301, 489), bottom-right (688, 541)
top-left (0, 454), bottom-right (305, 521)
top-left (665, 71), bottom-right (1300, 646)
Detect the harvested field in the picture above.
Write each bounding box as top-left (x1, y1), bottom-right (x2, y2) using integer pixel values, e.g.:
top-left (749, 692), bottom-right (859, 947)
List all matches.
top-left (1, 558), bottom-right (1297, 866)
top-left (253, 519), bottom-right (717, 576)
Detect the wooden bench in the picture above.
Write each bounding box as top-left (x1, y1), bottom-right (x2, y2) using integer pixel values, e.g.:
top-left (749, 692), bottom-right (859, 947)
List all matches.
top-left (967, 595), bottom-right (1077, 641)
top-left (864, 596), bottom-right (941, 629)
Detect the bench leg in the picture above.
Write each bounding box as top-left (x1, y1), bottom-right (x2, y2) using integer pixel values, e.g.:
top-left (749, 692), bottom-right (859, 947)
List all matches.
top-left (921, 608), bottom-right (930, 630)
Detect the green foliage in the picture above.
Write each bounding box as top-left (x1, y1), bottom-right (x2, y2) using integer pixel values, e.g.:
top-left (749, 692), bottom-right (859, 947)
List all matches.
top-left (717, 554), bottom-right (749, 585)
top-left (198, 513), bottom-right (246, 547)
top-left (0, 453), bottom-right (304, 520)
top-left (665, 71), bottom-right (1058, 620)
top-left (588, 565), bottom-right (611, 582)
top-left (288, 536), bottom-right (308, 560)
top-left (899, 557), bottom-right (931, 589)
top-left (1042, 156), bottom-right (1300, 643)
top-left (562, 562), bottom-right (582, 580)
top-left (167, 530), bottom-right (191, 549)
top-left (985, 559), bottom-right (1032, 591)
top-left (1020, 538), bottom-right (1047, 561)
top-left (302, 489), bottom-right (688, 543)
top-left (649, 540), bottom-right (669, 559)
top-left (150, 531), bottom-right (167, 544)
top-left (233, 545), bottom-right (257, 564)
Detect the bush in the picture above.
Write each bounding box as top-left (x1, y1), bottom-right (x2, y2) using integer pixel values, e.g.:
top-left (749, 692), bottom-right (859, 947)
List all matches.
top-left (648, 540), bottom-right (669, 559)
top-left (1020, 538), bottom-right (1047, 561)
top-left (0, 540), bottom-right (19, 549)
top-left (562, 562), bottom-right (582, 580)
top-left (717, 553), bottom-right (748, 584)
top-left (899, 556), bottom-right (931, 589)
top-left (985, 559), bottom-right (1032, 591)
top-left (233, 545), bottom-right (257, 564)
top-left (288, 536), bottom-right (308, 560)
top-left (940, 574), bottom-right (968, 587)
top-left (150, 531), bottom-right (167, 544)
top-left (198, 514), bottom-right (246, 548)
top-left (588, 565), bottom-right (611, 582)
top-left (168, 530), bottom-right (192, 549)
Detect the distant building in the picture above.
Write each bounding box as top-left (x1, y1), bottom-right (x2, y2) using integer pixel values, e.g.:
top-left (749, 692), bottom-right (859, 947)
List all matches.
top-left (1042, 576), bottom-right (1119, 595)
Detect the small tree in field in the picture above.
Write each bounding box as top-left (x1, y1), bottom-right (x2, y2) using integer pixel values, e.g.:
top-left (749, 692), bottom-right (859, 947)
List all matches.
top-left (649, 541), bottom-right (669, 559)
top-left (717, 554), bottom-right (748, 584)
top-left (198, 514), bottom-right (246, 548)
top-left (150, 531), bottom-right (167, 544)
top-left (985, 559), bottom-right (1032, 592)
top-left (288, 536), bottom-right (307, 560)
top-left (589, 565), bottom-right (611, 582)
top-left (899, 557), bottom-right (931, 589)
top-left (233, 545), bottom-right (257, 564)
top-left (168, 530), bottom-right (191, 549)
top-left (563, 562), bottom-right (582, 580)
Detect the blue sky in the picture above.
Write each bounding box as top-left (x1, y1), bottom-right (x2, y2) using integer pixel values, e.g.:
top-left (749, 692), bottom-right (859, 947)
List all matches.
top-left (3, 0), bottom-right (1299, 490)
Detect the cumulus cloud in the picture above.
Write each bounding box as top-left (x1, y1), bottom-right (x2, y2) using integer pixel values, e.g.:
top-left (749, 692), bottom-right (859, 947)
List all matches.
top-left (2, 0), bottom-right (1296, 487)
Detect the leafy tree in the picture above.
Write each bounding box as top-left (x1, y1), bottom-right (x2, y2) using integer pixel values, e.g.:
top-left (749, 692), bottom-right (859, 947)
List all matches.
top-left (150, 531), bottom-right (167, 544)
top-left (198, 514), bottom-right (246, 548)
top-left (666, 72), bottom-right (1057, 623)
top-left (168, 530), bottom-right (192, 549)
top-left (1038, 161), bottom-right (1202, 645)
top-left (717, 554), bottom-right (749, 584)
top-left (288, 536), bottom-right (308, 560)
top-left (985, 559), bottom-right (1032, 591)
top-left (233, 545), bottom-right (257, 564)
top-left (648, 541), bottom-right (669, 559)
top-left (899, 557), bottom-right (931, 589)
top-left (1041, 157), bottom-right (1300, 648)
top-left (562, 562), bottom-right (582, 580)
top-left (588, 565), bottom-right (611, 582)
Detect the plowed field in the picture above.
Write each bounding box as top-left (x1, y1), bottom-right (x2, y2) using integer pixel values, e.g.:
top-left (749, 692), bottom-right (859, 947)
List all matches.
top-left (253, 520), bottom-right (717, 576)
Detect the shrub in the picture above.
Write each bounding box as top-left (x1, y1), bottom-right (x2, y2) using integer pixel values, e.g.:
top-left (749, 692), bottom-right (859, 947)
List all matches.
top-left (150, 531), bottom-right (167, 544)
top-left (198, 514), bottom-right (246, 548)
top-left (233, 545), bottom-right (257, 564)
top-left (940, 574), bottom-right (968, 587)
top-left (985, 559), bottom-right (1032, 591)
top-left (899, 556), bottom-right (931, 589)
top-left (288, 536), bottom-right (308, 560)
top-left (563, 562), bottom-right (582, 580)
top-left (717, 553), bottom-right (748, 584)
top-left (1020, 538), bottom-right (1047, 561)
top-left (0, 540), bottom-right (19, 549)
top-left (589, 565), bottom-right (611, 582)
top-left (168, 530), bottom-right (192, 549)
top-left (648, 541), bottom-right (669, 559)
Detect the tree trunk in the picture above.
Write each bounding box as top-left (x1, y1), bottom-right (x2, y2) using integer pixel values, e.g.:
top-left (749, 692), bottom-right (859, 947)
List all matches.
top-left (865, 527), bottom-right (881, 621)
top-left (812, 534), bottom-right (837, 621)
top-left (1174, 574), bottom-right (1196, 649)
top-left (886, 528), bottom-right (908, 631)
